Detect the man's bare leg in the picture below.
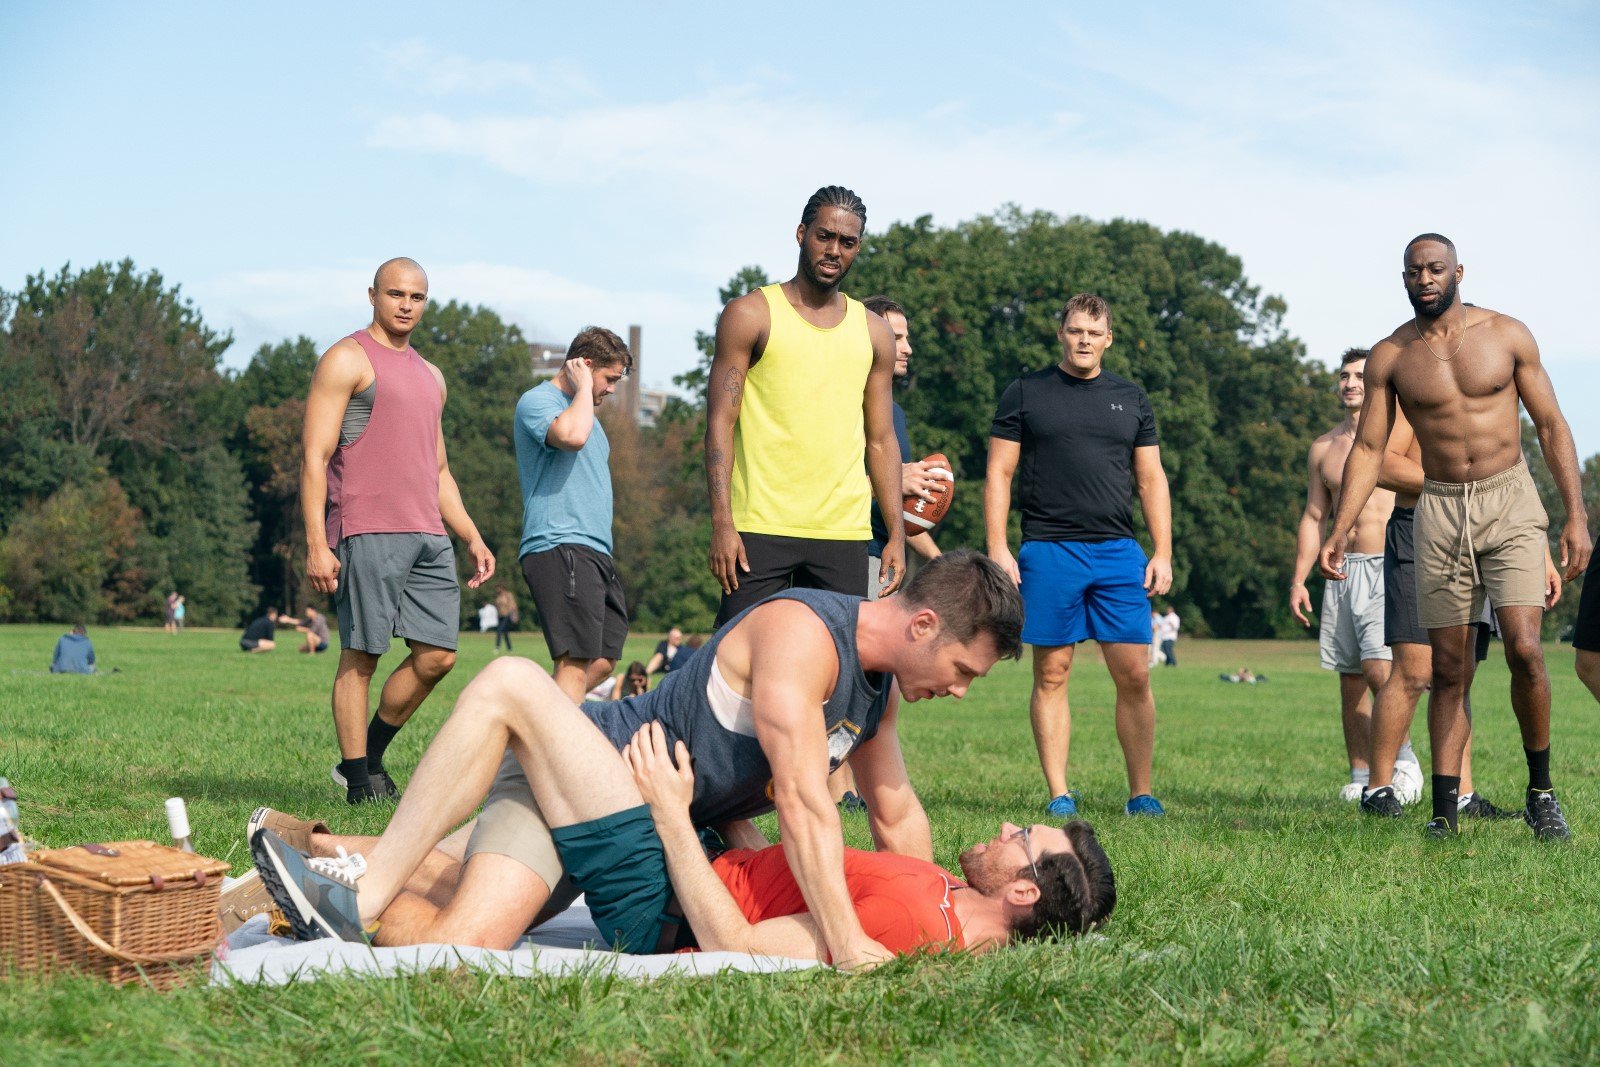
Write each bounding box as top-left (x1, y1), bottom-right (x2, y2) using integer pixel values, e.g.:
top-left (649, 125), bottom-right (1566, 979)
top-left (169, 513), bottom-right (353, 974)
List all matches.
top-left (1425, 624), bottom-right (1476, 828)
top-left (1578, 650), bottom-right (1600, 705)
top-left (1029, 644), bottom-right (1077, 800)
top-left (355, 657), bottom-right (643, 926)
top-left (551, 653), bottom-right (614, 706)
top-left (1368, 644), bottom-right (1428, 791)
top-left (1338, 673), bottom-right (1374, 776)
top-left (1102, 643), bottom-right (1155, 799)
top-left (372, 640), bottom-right (458, 731)
top-left (333, 649), bottom-right (380, 758)
top-left (1497, 605), bottom-right (1551, 753)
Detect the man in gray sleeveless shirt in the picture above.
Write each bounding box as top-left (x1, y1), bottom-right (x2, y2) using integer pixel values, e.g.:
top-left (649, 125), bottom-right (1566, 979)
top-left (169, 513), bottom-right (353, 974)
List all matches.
top-left (252, 551), bottom-right (1021, 970)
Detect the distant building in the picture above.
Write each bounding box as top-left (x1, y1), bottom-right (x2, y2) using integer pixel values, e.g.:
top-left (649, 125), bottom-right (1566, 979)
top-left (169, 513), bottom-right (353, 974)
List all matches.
top-left (528, 324), bottom-right (668, 426)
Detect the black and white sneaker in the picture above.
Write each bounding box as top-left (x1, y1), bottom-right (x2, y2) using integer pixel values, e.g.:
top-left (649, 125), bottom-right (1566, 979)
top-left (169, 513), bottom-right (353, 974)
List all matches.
top-left (1458, 792), bottom-right (1520, 821)
top-left (250, 828), bottom-right (371, 942)
top-left (1360, 786), bottom-right (1405, 818)
top-left (1524, 790), bottom-right (1572, 841)
top-left (332, 765), bottom-right (399, 804)
top-left (1423, 818), bottom-right (1458, 839)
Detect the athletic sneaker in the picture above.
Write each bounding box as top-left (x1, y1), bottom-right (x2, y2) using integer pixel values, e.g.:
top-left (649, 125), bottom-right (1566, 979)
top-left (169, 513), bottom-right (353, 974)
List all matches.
top-left (1423, 817), bottom-right (1458, 839)
top-left (250, 829), bottom-right (370, 942)
top-left (1046, 791), bottom-right (1082, 818)
top-left (838, 791), bottom-right (868, 814)
top-left (1524, 790), bottom-right (1572, 841)
top-left (1338, 781), bottom-right (1365, 803)
top-left (1391, 756), bottom-right (1424, 806)
top-left (1458, 792), bottom-right (1520, 821)
top-left (1124, 795), bottom-right (1165, 817)
top-left (331, 765), bottom-right (399, 804)
top-left (1360, 786), bottom-right (1405, 818)
top-left (247, 807), bottom-right (329, 855)
top-left (218, 870), bottom-right (279, 935)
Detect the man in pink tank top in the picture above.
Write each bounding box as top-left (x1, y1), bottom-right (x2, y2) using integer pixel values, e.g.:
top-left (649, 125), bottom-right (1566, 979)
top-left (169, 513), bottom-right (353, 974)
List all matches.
top-left (301, 257), bottom-right (496, 805)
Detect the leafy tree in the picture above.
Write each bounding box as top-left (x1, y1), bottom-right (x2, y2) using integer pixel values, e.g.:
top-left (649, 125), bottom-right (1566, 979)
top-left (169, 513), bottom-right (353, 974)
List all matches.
top-left (0, 477), bottom-right (143, 622)
top-left (1520, 419), bottom-right (1599, 639)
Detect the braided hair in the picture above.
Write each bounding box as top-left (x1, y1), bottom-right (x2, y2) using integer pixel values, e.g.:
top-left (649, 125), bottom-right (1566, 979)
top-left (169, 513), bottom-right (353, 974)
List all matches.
top-left (800, 185), bottom-right (867, 230)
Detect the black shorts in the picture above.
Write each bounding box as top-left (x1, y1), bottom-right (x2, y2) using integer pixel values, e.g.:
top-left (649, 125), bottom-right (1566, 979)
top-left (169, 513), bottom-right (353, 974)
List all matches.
top-left (1386, 507), bottom-right (1491, 662)
top-left (239, 637), bottom-right (260, 652)
top-left (715, 532), bottom-right (869, 627)
top-left (521, 544), bottom-right (628, 662)
top-left (1574, 546), bottom-right (1600, 653)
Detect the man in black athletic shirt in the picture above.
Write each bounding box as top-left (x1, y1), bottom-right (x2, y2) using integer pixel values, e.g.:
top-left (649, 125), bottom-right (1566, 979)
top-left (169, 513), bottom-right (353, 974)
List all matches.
top-left (985, 293), bottom-right (1173, 818)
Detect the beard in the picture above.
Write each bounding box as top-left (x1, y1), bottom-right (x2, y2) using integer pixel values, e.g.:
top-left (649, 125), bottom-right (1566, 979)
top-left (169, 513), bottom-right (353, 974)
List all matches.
top-left (798, 251), bottom-right (850, 289)
top-left (1408, 275), bottom-right (1459, 319)
top-left (957, 845), bottom-right (1011, 894)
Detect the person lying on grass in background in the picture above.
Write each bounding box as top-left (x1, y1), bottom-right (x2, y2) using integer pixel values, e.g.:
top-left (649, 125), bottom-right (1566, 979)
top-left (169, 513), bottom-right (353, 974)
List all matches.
top-left (247, 552), bottom-right (1023, 970)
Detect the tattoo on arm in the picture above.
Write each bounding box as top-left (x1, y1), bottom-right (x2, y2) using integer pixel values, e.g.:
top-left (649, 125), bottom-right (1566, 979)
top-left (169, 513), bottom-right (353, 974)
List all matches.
top-left (723, 369), bottom-right (744, 406)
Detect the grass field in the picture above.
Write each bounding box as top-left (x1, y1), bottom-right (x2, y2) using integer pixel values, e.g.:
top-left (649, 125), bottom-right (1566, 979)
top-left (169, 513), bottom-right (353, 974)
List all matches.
top-left (2, 622), bottom-right (1597, 1064)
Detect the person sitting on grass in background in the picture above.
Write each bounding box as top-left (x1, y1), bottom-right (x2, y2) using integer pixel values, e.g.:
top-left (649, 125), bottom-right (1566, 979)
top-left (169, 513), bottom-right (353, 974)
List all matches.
top-left (50, 624), bottom-right (96, 674)
top-left (240, 608), bottom-right (281, 653)
top-left (293, 606), bottom-right (331, 654)
top-left (646, 627), bottom-right (683, 675)
top-left (588, 661), bottom-right (650, 702)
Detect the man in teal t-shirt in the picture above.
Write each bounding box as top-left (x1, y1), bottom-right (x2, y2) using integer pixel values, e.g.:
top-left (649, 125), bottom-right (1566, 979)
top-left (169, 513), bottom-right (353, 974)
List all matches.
top-left (514, 327), bottom-right (634, 703)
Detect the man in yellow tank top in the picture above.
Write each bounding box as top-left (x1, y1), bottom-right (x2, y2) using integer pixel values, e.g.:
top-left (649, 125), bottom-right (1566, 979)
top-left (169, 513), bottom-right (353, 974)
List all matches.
top-left (705, 185), bottom-right (907, 627)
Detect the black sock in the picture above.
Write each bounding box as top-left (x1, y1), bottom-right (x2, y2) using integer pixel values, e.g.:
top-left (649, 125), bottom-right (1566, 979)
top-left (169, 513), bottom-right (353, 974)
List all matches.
top-left (1525, 746), bottom-right (1552, 792)
top-left (338, 756), bottom-right (370, 791)
top-left (366, 716), bottom-right (403, 774)
top-left (1431, 774), bottom-right (1461, 829)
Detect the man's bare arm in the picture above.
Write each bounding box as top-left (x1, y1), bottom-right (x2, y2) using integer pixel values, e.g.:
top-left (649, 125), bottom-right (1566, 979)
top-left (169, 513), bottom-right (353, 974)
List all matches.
top-left (1290, 440), bottom-right (1331, 625)
top-left (848, 687), bottom-right (933, 861)
top-left (863, 314), bottom-right (906, 596)
top-left (984, 438), bottom-right (1022, 586)
top-left (1511, 320), bottom-right (1592, 580)
top-left (1375, 411), bottom-right (1425, 497)
top-left (1321, 346), bottom-right (1398, 579)
top-left (749, 604), bottom-right (889, 970)
top-left (625, 724), bottom-right (826, 960)
top-left (705, 297), bottom-right (762, 594)
top-left (300, 340), bottom-right (368, 594)
top-left (429, 366), bottom-right (494, 589)
top-left (1132, 445), bottom-right (1173, 596)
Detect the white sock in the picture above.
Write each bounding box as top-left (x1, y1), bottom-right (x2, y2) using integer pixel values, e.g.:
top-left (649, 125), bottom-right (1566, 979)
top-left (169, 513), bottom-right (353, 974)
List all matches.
top-left (1457, 792), bottom-right (1475, 811)
top-left (1397, 741), bottom-right (1416, 763)
top-left (1351, 767), bottom-right (1371, 786)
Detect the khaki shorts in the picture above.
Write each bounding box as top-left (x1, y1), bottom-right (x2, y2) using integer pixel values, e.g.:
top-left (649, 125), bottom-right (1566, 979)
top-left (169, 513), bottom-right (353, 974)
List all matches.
top-left (463, 750), bottom-right (580, 919)
top-left (1414, 461), bottom-right (1547, 629)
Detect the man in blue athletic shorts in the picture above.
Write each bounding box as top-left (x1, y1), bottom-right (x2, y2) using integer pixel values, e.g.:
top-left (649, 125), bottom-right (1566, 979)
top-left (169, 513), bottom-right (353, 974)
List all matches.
top-left (985, 293), bottom-right (1173, 818)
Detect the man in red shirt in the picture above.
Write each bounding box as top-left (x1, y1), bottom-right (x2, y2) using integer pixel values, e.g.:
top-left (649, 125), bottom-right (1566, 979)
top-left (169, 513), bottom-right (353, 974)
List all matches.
top-left (625, 723), bottom-right (1114, 958)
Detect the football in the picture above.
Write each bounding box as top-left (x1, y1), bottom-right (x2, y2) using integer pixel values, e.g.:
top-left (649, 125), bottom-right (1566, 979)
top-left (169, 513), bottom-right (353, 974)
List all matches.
top-left (902, 453), bottom-right (955, 533)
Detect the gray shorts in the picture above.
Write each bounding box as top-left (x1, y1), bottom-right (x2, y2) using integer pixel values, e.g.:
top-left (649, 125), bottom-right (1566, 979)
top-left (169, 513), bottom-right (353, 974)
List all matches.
top-left (335, 532), bottom-right (460, 654)
top-left (1319, 552), bottom-right (1391, 673)
top-left (464, 750), bottom-right (579, 913)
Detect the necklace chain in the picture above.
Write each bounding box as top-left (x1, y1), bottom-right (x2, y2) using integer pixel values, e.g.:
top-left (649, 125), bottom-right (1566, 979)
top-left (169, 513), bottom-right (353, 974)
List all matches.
top-left (1415, 306), bottom-right (1466, 362)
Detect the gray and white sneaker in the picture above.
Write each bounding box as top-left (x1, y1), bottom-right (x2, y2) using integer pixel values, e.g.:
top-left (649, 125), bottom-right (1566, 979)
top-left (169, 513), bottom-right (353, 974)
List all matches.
top-left (250, 829), bottom-right (371, 942)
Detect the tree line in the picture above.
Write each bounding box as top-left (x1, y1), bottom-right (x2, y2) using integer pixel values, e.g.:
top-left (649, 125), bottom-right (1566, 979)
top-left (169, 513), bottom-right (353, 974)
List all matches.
top-left (2, 210), bottom-right (1592, 638)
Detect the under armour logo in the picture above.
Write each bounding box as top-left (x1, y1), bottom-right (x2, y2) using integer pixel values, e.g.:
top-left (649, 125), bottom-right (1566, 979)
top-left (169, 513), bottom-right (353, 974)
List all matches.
top-left (1111, 403), bottom-right (1125, 411)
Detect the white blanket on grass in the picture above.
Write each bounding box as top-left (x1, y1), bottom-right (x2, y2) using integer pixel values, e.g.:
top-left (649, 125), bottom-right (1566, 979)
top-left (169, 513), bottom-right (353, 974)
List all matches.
top-left (210, 896), bottom-right (817, 986)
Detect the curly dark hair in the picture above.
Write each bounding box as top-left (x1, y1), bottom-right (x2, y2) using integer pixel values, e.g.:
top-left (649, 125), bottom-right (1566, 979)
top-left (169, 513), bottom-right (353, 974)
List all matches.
top-left (1011, 820), bottom-right (1116, 941)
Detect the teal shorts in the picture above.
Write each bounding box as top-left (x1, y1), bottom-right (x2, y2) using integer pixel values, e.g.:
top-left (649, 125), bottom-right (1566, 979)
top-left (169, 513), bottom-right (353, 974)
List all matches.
top-left (549, 805), bottom-right (673, 952)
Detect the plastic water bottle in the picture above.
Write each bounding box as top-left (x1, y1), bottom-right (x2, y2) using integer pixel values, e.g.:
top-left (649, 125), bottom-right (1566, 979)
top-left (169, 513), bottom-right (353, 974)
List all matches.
top-left (0, 777), bottom-right (26, 865)
top-left (165, 796), bottom-right (195, 853)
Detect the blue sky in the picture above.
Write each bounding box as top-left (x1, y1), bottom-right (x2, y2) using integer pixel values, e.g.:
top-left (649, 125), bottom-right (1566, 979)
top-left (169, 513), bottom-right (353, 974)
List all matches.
top-left (4, 1), bottom-right (1597, 456)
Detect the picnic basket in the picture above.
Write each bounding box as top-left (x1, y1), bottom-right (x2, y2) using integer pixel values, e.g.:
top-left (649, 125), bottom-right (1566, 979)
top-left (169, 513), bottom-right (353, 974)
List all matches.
top-left (0, 840), bottom-right (230, 989)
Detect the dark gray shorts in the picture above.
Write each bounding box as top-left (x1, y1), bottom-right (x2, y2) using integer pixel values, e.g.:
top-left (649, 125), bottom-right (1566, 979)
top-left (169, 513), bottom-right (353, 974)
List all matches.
top-left (335, 533), bottom-right (460, 654)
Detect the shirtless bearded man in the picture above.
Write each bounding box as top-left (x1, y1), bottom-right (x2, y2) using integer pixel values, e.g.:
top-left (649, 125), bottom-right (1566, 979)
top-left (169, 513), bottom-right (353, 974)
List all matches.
top-left (1321, 234), bottom-right (1589, 840)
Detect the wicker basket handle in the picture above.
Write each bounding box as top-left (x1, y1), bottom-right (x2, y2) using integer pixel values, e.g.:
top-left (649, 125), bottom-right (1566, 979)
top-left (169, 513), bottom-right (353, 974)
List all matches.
top-left (36, 876), bottom-right (219, 966)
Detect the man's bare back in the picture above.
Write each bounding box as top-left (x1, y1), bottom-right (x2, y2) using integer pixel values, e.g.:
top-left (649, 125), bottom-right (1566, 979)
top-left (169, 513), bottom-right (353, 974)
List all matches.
top-left (1310, 425), bottom-right (1393, 555)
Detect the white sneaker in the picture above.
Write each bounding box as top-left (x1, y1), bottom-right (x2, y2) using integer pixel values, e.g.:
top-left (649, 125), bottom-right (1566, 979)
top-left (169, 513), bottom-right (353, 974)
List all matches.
top-left (1338, 781), bottom-right (1365, 802)
top-left (1392, 756), bottom-right (1424, 805)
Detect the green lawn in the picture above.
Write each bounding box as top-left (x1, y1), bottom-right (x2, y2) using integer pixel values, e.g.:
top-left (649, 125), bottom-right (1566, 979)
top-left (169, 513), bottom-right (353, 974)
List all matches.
top-left (2, 623), bottom-right (1596, 1064)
